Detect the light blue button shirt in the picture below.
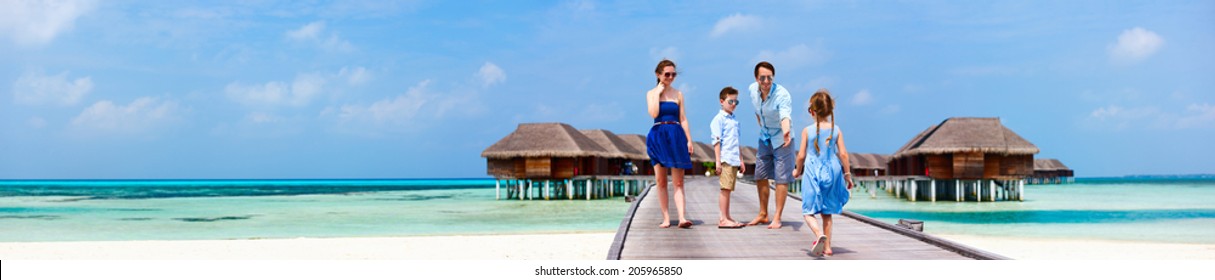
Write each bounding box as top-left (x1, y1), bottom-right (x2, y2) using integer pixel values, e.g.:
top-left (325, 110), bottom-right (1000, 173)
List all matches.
top-left (749, 82), bottom-right (792, 148)
top-left (710, 109), bottom-right (741, 167)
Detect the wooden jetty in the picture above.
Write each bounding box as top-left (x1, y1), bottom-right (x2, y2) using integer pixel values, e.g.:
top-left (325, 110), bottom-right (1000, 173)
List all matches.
top-left (607, 176), bottom-right (1007, 260)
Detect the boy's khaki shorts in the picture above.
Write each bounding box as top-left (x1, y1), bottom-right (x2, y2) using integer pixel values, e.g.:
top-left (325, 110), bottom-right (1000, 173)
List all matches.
top-left (719, 163), bottom-right (739, 191)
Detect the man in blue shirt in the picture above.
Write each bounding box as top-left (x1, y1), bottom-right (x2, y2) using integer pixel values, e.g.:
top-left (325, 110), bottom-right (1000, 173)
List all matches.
top-left (711, 86), bottom-right (745, 229)
top-left (748, 61), bottom-right (794, 229)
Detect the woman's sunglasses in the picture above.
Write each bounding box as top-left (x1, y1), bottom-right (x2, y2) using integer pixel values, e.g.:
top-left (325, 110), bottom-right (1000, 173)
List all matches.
top-left (663, 72), bottom-right (677, 78)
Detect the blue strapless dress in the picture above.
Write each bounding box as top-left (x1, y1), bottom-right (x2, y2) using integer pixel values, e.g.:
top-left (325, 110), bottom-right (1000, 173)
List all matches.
top-left (646, 101), bottom-right (693, 169)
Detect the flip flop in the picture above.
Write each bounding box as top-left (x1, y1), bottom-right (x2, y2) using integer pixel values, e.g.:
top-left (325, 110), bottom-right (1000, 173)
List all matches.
top-left (810, 235), bottom-right (827, 256)
top-left (678, 221), bottom-right (693, 228)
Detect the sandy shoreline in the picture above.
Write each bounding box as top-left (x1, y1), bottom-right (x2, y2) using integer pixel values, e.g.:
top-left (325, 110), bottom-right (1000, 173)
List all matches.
top-left (936, 234), bottom-right (1215, 260)
top-left (0, 232), bottom-right (617, 260)
top-left (3, 232), bottom-right (1213, 260)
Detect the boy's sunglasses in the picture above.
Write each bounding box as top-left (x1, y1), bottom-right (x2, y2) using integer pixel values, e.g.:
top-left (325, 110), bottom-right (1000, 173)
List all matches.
top-left (726, 99), bottom-right (739, 105)
top-left (758, 75), bottom-right (773, 82)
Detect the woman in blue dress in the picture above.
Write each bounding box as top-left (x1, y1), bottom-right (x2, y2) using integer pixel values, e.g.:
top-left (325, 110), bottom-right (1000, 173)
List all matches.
top-left (792, 89), bottom-right (854, 256)
top-left (646, 59), bottom-right (694, 228)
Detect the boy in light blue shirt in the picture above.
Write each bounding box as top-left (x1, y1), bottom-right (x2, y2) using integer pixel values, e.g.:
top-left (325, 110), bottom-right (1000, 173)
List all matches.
top-left (711, 86), bottom-right (746, 228)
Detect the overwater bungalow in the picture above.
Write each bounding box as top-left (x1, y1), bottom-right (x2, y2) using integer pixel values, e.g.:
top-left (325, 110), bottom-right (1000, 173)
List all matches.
top-left (693, 141), bottom-right (716, 176)
top-left (617, 134), bottom-right (653, 176)
top-left (883, 117), bottom-right (1038, 201)
top-left (1031, 158), bottom-right (1074, 184)
top-left (741, 146), bottom-right (757, 176)
top-left (482, 123), bottom-right (610, 179)
top-left (580, 129), bottom-right (648, 176)
top-left (849, 153), bottom-right (890, 177)
top-left (482, 123), bottom-right (647, 200)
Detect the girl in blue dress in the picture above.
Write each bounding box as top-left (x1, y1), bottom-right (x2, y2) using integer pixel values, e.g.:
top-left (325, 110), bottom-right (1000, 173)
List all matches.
top-left (646, 59), bottom-right (694, 229)
top-left (792, 89), bottom-right (854, 256)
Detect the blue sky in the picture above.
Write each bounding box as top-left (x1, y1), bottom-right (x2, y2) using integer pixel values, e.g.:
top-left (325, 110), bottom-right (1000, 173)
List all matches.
top-left (1, 0), bottom-right (1212, 179)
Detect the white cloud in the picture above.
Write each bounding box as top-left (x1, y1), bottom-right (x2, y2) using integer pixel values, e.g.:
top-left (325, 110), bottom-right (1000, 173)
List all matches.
top-left (286, 21), bottom-right (325, 41)
top-left (852, 89), bottom-right (873, 105)
top-left (1177, 103), bottom-right (1215, 129)
top-left (711, 13), bottom-right (761, 38)
top-left (1108, 27), bottom-right (1164, 63)
top-left (649, 46), bottom-right (680, 61)
top-left (246, 112), bottom-right (284, 124)
top-left (12, 70), bottom-right (93, 106)
top-left (320, 34), bottom-right (355, 52)
top-left (753, 43), bottom-right (830, 70)
top-left (677, 82), bottom-right (696, 95)
top-left (339, 66), bottom-right (372, 86)
top-left (881, 105), bottom-right (900, 114)
top-left (27, 116), bottom-right (46, 128)
top-left (475, 62), bottom-right (506, 88)
top-left (323, 80), bottom-right (430, 127)
top-left (71, 97), bottom-right (182, 134)
top-left (285, 21), bottom-right (354, 52)
top-left (226, 73), bottom-right (326, 107)
top-left (0, 0), bottom-right (96, 46)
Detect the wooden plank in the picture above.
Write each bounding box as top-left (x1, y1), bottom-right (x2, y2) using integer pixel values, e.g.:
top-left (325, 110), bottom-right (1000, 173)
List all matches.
top-left (526, 157), bottom-right (551, 178)
top-left (610, 176), bottom-right (1000, 260)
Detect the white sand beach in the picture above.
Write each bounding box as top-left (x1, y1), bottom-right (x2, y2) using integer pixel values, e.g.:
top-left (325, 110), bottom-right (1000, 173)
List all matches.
top-left (5, 231), bottom-right (1214, 260)
top-left (0, 232), bottom-right (616, 260)
top-left (937, 234), bottom-right (1215, 260)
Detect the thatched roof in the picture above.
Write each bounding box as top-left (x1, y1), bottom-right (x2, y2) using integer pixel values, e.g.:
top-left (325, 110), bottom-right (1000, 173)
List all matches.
top-left (1034, 158), bottom-right (1071, 171)
top-left (580, 129), bottom-right (648, 160)
top-left (741, 146), bottom-right (757, 164)
top-left (692, 141), bottom-right (715, 163)
top-left (849, 153), bottom-right (890, 170)
top-left (893, 117), bottom-right (1039, 158)
top-left (618, 134), bottom-right (649, 160)
top-left (481, 123), bottom-right (611, 159)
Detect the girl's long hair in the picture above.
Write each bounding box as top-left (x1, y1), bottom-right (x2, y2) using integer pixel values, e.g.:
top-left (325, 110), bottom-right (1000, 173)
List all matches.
top-left (810, 88), bottom-right (835, 154)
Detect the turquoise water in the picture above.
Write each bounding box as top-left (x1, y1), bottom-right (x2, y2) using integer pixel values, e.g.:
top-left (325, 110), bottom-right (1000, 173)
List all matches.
top-left (841, 177), bottom-right (1215, 244)
top-left (0, 179), bottom-right (630, 242)
top-left (4, 178), bottom-right (1212, 244)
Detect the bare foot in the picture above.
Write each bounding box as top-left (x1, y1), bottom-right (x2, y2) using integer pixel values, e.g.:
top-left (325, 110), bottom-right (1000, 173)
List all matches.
top-left (747, 216), bottom-right (769, 226)
top-left (766, 220), bottom-right (782, 229)
top-left (659, 221), bottom-right (670, 228)
top-left (718, 220), bottom-right (744, 228)
top-left (678, 220), bottom-right (692, 228)
top-left (824, 249), bottom-right (833, 256)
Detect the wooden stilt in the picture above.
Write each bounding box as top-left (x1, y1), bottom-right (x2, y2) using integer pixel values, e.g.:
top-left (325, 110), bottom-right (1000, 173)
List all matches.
top-left (930, 179), bottom-right (936, 202)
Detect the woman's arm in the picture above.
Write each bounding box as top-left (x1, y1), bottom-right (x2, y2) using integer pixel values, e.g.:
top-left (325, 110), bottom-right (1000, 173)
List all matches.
top-left (679, 91), bottom-right (693, 155)
top-left (646, 84), bottom-right (663, 118)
